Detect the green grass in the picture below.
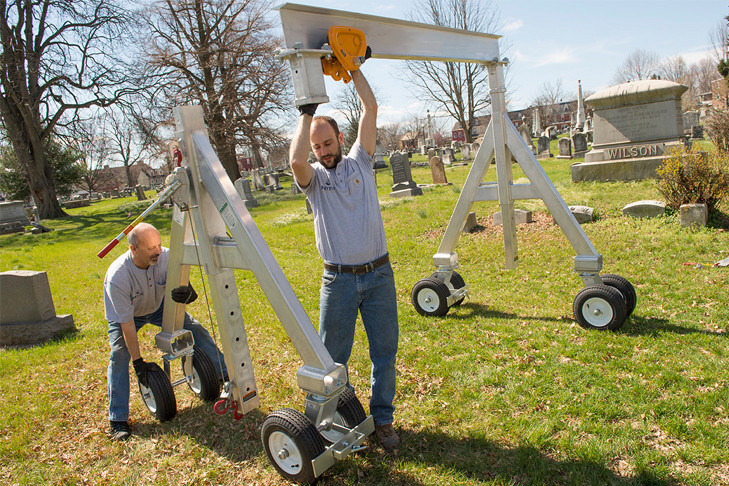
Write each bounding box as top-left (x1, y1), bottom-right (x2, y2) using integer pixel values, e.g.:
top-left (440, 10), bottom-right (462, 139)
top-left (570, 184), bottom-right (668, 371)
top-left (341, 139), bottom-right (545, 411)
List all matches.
top-left (1, 151), bottom-right (729, 485)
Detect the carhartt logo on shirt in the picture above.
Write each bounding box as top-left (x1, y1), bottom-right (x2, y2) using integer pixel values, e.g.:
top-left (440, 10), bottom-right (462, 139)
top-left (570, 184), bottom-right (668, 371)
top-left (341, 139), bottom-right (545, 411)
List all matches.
top-left (322, 180), bottom-right (335, 191)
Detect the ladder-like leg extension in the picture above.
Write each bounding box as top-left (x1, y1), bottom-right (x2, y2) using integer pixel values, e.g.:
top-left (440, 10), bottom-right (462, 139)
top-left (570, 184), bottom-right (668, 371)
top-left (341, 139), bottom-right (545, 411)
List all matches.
top-left (148, 106), bottom-right (372, 483)
top-left (411, 62), bottom-right (636, 331)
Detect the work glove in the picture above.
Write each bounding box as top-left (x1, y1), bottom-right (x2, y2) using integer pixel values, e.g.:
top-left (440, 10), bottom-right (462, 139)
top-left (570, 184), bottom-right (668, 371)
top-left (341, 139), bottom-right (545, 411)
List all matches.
top-left (171, 284), bottom-right (197, 304)
top-left (132, 358), bottom-right (159, 388)
top-left (297, 103), bottom-right (318, 117)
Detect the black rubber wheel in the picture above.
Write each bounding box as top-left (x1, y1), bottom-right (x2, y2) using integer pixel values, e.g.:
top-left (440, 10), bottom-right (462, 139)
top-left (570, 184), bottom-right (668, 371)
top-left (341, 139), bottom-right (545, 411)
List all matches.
top-left (600, 274), bottom-right (637, 317)
top-left (319, 387), bottom-right (367, 443)
top-left (261, 408), bottom-right (326, 484)
top-left (181, 346), bottom-right (221, 402)
top-left (411, 277), bottom-right (450, 316)
top-left (573, 285), bottom-right (628, 331)
top-left (138, 363), bottom-right (177, 422)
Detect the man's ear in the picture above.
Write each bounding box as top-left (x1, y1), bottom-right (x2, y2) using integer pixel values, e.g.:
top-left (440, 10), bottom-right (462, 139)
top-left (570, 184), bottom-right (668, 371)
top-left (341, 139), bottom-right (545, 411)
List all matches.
top-left (338, 131), bottom-right (345, 145)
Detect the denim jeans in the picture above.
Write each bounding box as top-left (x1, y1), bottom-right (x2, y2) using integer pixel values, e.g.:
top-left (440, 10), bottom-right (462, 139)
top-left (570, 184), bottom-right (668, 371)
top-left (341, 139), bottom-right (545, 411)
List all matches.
top-left (319, 260), bottom-right (398, 425)
top-left (107, 301), bottom-right (227, 422)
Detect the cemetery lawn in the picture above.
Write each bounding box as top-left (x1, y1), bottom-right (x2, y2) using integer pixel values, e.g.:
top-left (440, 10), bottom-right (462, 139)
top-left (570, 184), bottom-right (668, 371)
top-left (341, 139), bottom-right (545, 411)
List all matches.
top-left (2, 152), bottom-right (729, 486)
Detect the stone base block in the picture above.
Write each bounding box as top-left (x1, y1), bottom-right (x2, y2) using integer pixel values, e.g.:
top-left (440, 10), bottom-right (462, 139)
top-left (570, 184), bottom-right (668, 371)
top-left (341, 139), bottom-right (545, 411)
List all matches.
top-left (0, 315), bottom-right (75, 347)
top-left (462, 212), bottom-right (478, 232)
top-left (493, 209), bottom-right (533, 226)
top-left (622, 200), bottom-right (666, 219)
top-left (571, 157), bottom-right (665, 182)
top-left (388, 187), bottom-right (423, 198)
top-left (244, 199), bottom-right (259, 209)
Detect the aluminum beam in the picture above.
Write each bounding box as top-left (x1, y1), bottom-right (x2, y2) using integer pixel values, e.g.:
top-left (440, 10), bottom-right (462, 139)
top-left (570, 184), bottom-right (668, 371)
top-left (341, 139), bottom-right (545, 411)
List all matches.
top-left (276, 3), bottom-right (501, 64)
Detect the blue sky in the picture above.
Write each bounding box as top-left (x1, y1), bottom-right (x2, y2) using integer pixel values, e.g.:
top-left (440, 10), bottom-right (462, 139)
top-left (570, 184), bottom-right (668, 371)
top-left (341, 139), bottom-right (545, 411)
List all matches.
top-left (273, 0), bottom-right (726, 126)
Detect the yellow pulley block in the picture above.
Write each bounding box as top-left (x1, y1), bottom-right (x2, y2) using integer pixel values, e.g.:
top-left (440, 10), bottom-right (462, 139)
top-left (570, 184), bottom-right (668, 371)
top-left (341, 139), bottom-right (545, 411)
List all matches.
top-left (321, 26), bottom-right (368, 84)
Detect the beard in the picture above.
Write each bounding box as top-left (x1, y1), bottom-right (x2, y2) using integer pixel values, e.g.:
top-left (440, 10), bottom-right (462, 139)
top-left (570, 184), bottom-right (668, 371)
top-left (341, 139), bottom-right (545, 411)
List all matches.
top-left (319, 144), bottom-right (343, 169)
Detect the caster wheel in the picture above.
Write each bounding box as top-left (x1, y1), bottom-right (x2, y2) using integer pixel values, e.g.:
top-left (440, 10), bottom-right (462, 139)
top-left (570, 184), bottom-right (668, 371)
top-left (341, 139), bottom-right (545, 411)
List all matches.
top-left (573, 285), bottom-right (628, 331)
top-left (411, 277), bottom-right (450, 316)
top-left (138, 363), bottom-right (177, 422)
top-left (181, 346), bottom-right (221, 402)
top-left (600, 274), bottom-right (636, 317)
top-left (262, 408), bottom-right (325, 484)
top-left (319, 387), bottom-right (367, 443)
top-left (429, 271), bottom-right (466, 306)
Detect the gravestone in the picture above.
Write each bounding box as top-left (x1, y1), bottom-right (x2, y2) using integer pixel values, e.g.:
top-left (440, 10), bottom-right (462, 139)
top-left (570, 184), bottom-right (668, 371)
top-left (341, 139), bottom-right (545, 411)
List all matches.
top-left (462, 212), bottom-right (478, 232)
top-left (374, 143), bottom-right (387, 169)
top-left (691, 125), bottom-right (704, 139)
top-left (575, 80), bottom-right (586, 131)
top-left (462, 143), bottom-right (471, 161)
top-left (291, 183), bottom-right (302, 195)
top-left (622, 200), bottom-right (666, 218)
top-left (572, 133), bottom-right (588, 157)
top-left (533, 108), bottom-right (542, 137)
top-left (135, 185), bottom-right (147, 201)
top-left (388, 151), bottom-right (422, 197)
top-left (536, 136), bottom-right (552, 160)
top-left (493, 209), bottom-right (533, 226)
top-left (679, 203), bottom-right (708, 228)
top-left (519, 123), bottom-right (535, 154)
top-left (429, 156), bottom-right (448, 184)
top-left (0, 201), bottom-right (30, 235)
top-left (427, 148), bottom-right (436, 161)
top-left (252, 168), bottom-right (265, 191)
top-left (471, 142), bottom-right (480, 158)
top-left (110, 189), bottom-right (120, 198)
top-left (270, 172), bottom-right (283, 190)
top-left (0, 270), bottom-right (74, 347)
top-left (574, 80), bottom-right (688, 182)
top-left (264, 184), bottom-right (275, 194)
top-left (682, 111), bottom-right (699, 133)
top-left (567, 205), bottom-right (594, 224)
top-left (557, 137), bottom-right (572, 159)
top-left (440, 148), bottom-right (453, 165)
top-left (234, 177), bottom-right (259, 208)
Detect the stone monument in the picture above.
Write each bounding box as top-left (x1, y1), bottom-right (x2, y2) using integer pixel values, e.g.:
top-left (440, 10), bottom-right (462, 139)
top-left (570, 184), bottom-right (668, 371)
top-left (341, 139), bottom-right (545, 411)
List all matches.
top-left (572, 132), bottom-right (588, 157)
top-left (429, 156), bottom-right (448, 184)
top-left (572, 79), bottom-right (688, 182)
top-left (557, 137), bottom-right (572, 159)
top-left (536, 136), bottom-right (552, 160)
top-left (234, 177), bottom-right (259, 208)
top-left (0, 201), bottom-right (30, 235)
top-left (0, 270), bottom-right (74, 347)
top-left (532, 108), bottom-right (542, 138)
top-left (518, 122), bottom-right (535, 154)
top-left (374, 143), bottom-right (387, 169)
top-left (575, 80), bottom-right (586, 131)
top-left (388, 152), bottom-right (422, 197)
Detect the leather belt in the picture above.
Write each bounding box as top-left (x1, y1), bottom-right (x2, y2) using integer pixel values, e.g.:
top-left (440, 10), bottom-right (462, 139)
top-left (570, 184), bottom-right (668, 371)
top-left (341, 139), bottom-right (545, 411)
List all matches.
top-left (324, 254), bottom-right (389, 275)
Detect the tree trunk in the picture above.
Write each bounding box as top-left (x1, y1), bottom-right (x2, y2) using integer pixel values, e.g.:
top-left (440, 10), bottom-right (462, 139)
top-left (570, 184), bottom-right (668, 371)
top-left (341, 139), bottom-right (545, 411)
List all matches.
top-left (250, 138), bottom-right (265, 169)
top-left (26, 140), bottom-right (67, 219)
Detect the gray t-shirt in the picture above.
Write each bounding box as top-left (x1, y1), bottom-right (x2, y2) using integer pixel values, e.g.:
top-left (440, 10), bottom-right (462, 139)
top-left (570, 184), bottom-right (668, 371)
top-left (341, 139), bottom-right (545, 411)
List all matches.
top-left (301, 141), bottom-right (387, 265)
top-left (104, 248), bottom-right (170, 323)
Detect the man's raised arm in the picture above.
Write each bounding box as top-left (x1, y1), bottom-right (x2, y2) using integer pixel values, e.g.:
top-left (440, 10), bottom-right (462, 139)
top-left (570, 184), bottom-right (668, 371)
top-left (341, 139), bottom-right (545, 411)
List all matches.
top-left (289, 108), bottom-right (315, 188)
top-left (352, 70), bottom-right (377, 156)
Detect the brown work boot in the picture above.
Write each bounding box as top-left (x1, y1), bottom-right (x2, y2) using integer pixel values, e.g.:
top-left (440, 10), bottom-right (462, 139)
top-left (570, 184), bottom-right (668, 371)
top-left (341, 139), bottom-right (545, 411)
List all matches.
top-left (374, 423), bottom-right (400, 454)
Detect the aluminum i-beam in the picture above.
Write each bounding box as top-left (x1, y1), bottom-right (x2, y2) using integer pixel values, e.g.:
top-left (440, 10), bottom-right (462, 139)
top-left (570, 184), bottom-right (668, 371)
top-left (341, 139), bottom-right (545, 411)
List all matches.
top-left (157, 106), bottom-right (349, 418)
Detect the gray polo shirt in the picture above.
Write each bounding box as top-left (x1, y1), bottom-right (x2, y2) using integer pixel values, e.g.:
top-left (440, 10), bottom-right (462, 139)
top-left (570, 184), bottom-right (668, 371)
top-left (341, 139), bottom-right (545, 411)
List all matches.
top-left (300, 142), bottom-right (387, 265)
top-left (104, 248), bottom-right (170, 324)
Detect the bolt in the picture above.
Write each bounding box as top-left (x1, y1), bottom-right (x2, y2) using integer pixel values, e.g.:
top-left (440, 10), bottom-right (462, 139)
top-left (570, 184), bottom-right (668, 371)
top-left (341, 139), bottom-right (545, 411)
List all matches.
top-left (278, 448), bottom-right (289, 460)
top-left (593, 308), bottom-right (602, 316)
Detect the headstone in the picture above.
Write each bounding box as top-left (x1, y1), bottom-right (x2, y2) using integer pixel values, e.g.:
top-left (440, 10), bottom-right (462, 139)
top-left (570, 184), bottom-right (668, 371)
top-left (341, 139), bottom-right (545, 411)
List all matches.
top-left (545, 125), bottom-right (558, 140)
top-left (270, 172), bottom-right (283, 190)
top-left (234, 177), bottom-right (259, 208)
top-left (462, 212), bottom-right (478, 232)
top-left (374, 143), bottom-right (387, 169)
top-left (518, 123), bottom-right (535, 154)
top-left (691, 125), bottom-right (704, 139)
top-left (0, 201), bottom-right (30, 235)
top-left (572, 133), bottom-right (588, 157)
top-left (537, 136), bottom-right (552, 159)
top-left (429, 156), bottom-right (448, 184)
top-left (533, 108), bottom-right (542, 137)
top-left (493, 209), bottom-right (533, 226)
top-left (568, 205), bottom-right (594, 224)
top-left (441, 149), bottom-right (453, 165)
top-left (291, 183), bottom-right (302, 195)
top-left (427, 148), bottom-right (436, 160)
top-left (682, 111), bottom-right (699, 133)
top-left (622, 200), bottom-right (666, 218)
top-left (388, 151), bottom-right (423, 197)
top-left (462, 144), bottom-right (471, 161)
top-left (252, 168), bottom-right (265, 191)
top-left (574, 80), bottom-right (689, 182)
top-left (471, 142), bottom-right (480, 158)
top-left (557, 137), bottom-right (572, 159)
top-left (264, 184), bottom-right (275, 194)
top-left (0, 270), bottom-right (74, 347)
top-left (679, 203), bottom-right (708, 228)
top-left (110, 189), bottom-right (120, 198)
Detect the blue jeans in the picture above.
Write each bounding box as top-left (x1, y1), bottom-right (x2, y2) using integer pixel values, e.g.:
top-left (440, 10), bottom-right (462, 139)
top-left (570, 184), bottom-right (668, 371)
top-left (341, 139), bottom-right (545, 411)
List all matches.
top-left (319, 259), bottom-right (398, 425)
top-left (107, 301), bottom-right (227, 422)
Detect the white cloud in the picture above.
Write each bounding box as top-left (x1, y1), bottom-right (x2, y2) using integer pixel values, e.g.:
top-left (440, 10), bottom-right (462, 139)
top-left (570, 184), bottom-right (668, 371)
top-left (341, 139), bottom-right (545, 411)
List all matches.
top-left (535, 49), bottom-right (576, 67)
top-left (502, 19), bottom-right (523, 32)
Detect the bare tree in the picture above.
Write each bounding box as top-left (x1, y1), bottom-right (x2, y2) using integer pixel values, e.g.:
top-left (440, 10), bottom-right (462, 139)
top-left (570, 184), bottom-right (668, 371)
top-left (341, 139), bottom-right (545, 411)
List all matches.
top-left (68, 118), bottom-right (114, 193)
top-left (377, 122), bottom-right (404, 152)
top-left (531, 79), bottom-right (574, 130)
top-left (105, 109), bottom-right (148, 188)
top-left (0, 0), bottom-right (140, 218)
top-left (613, 49), bottom-right (660, 84)
top-left (333, 81), bottom-right (383, 150)
top-left (141, 0), bottom-right (291, 181)
top-left (403, 0), bottom-right (502, 144)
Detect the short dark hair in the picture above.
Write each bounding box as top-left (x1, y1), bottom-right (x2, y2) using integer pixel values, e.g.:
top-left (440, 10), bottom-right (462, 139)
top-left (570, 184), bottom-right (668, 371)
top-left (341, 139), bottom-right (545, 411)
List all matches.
top-left (312, 115), bottom-right (340, 135)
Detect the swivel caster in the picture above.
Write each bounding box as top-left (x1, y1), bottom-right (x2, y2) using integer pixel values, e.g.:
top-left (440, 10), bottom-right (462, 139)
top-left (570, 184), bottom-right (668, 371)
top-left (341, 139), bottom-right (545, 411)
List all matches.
top-left (138, 363), bottom-right (177, 422)
top-left (261, 408), bottom-right (325, 483)
top-left (411, 277), bottom-right (450, 316)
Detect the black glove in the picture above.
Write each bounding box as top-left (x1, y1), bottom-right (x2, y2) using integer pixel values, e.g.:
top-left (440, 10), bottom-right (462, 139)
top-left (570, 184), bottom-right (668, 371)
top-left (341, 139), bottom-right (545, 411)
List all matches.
top-left (364, 45), bottom-right (372, 61)
top-left (297, 103), bottom-right (318, 117)
top-left (132, 358), bottom-right (158, 388)
top-left (171, 284), bottom-right (197, 304)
